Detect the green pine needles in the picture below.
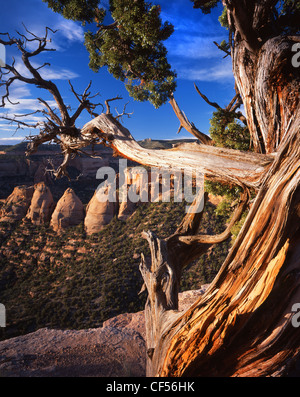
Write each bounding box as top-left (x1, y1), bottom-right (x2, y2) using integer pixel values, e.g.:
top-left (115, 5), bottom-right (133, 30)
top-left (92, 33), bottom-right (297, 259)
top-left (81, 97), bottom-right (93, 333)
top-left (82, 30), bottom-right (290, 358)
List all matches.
top-left (44, 0), bottom-right (100, 23)
top-left (87, 1), bottom-right (176, 108)
top-left (44, 0), bottom-right (177, 108)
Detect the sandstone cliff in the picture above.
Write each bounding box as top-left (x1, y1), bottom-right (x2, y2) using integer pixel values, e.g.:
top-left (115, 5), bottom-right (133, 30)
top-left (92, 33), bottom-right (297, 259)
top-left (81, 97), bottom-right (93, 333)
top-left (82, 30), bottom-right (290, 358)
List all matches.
top-left (118, 184), bottom-right (138, 221)
top-left (26, 182), bottom-right (55, 225)
top-left (50, 188), bottom-right (85, 232)
top-left (0, 185), bottom-right (34, 223)
top-left (84, 183), bottom-right (118, 235)
top-left (0, 287), bottom-right (208, 377)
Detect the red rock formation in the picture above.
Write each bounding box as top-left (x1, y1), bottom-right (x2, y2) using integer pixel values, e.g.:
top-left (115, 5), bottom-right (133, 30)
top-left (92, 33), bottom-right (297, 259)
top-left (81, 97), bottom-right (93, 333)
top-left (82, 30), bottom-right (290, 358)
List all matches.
top-left (84, 183), bottom-right (118, 235)
top-left (26, 182), bottom-right (55, 225)
top-left (50, 188), bottom-right (84, 232)
top-left (0, 185), bottom-right (34, 223)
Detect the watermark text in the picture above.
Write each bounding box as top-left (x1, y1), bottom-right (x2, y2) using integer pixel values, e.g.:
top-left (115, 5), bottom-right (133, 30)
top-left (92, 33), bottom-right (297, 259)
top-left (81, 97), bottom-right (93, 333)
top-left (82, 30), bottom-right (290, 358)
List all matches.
top-left (0, 303), bottom-right (5, 327)
top-left (0, 43), bottom-right (5, 67)
top-left (291, 303), bottom-right (300, 328)
top-left (96, 160), bottom-right (204, 213)
top-left (291, 43), bottom-right (300, 68)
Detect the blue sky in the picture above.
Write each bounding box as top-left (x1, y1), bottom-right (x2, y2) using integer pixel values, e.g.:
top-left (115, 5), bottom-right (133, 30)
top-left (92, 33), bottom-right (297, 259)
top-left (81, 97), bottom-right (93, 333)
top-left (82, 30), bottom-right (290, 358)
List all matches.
top-left (0, 0), bottom-right (235, 145)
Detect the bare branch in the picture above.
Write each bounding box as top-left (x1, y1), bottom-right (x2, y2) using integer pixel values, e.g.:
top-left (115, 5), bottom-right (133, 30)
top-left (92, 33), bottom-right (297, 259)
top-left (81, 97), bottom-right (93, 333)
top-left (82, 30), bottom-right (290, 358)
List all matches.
top-left (225, 92), bottom-right (240, 112)
top-left (37, 98), bottom-right (61, 126)
top-left (0, 75), bottom-right (20, 107)
top-left (177, 189), bottom-right (249, 246)
top-left (105, 96), bottom-right (123, 114)
top-left (169, 93), bottom-right (212, 145)
top-left (0, 113), bottom-right (44, 130)
top-left (194, 83), bottom-right (221, 110)
top-left (25, 129), bottom-right (59, 155)
top-left (83, 113), bottom-right (274, 190)
top-left (0, 29), bottom-right (70, 124)
top-left (115, 101), bottom-right (134, 121)
top-left (68, 80), bottom-right (103, 124)
top-left (213, 40), bottom-right (231, 57)
top-left (194, 83), bottom-right (248, 126)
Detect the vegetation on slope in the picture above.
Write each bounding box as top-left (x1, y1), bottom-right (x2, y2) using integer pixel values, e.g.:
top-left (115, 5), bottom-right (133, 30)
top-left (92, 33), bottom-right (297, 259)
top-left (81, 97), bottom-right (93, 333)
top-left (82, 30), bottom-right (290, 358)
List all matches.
top-left (0, 197), bottom-right (229, 341)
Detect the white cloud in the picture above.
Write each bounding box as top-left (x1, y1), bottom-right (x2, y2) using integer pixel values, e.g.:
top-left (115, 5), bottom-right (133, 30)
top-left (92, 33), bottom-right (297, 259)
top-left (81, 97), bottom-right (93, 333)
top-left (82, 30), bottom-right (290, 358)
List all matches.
top-left (7, 81), bottom-right (32, 98)
top-left (167, 35), bottom-right (224, 60)
top-left (0, 98), bottom-right (56, 114)
top-left (44, 68), bottom-right (79, 80)
top-left (54, 20), bottom-right (84, 44)
top-left (162, 136), bottom-right (197, 140)
top-left (0, 136), bottom-right (26, 141)
top-left (177, 58), bottom-right (234, 82)
top-left (11, 57), bottom-right (79, 81)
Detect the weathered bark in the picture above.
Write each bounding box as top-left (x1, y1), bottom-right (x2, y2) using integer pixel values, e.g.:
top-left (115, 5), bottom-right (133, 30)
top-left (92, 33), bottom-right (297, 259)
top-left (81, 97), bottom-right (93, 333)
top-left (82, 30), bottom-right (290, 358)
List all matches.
top-left (79, 81), bottom-right (299, 376)
top-left (82, 113), bottom-right (273, 190)
top-left (143, 121), bottom-right (300, 377)
top-left (81, 2), bottom-right (299, 377)
top-left (2, 3), bottom-right (299, 378)
top-left (227, 3), bottom-right (300, 155)
top-left (139, 189), bottom-right (249, 376)
top-left (134, 2), bottom-right (300, 376)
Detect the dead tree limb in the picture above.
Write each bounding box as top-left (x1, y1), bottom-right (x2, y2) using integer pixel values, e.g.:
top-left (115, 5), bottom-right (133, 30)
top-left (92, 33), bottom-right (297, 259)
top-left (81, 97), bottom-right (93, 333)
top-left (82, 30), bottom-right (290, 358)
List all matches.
top-left (169, 93), bottom-right (212, 145)
top-left (83, 113), bottom-right (273, 190)
top-left (0, 28), bottom-right (107, 177)
top-left (194, 83), bottom-right (247, 126)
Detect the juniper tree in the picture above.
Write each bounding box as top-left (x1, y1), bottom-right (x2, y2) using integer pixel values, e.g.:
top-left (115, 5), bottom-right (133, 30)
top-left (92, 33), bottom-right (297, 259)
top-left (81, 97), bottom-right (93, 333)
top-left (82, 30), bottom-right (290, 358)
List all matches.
top-left (1, 0), bottom-right (299, 376)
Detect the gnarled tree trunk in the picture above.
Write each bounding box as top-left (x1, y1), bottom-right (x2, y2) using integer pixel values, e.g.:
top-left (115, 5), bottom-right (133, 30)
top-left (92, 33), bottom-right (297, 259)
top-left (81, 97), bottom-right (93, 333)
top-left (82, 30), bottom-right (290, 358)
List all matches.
top-left (82, 102), bottom-right (299, 376)
top-left (2, 5), bottom-right (299, 376)
top-left (145, 123), bottom-right (300, 377)
top-left (79, 1), bottom-right (300, 376)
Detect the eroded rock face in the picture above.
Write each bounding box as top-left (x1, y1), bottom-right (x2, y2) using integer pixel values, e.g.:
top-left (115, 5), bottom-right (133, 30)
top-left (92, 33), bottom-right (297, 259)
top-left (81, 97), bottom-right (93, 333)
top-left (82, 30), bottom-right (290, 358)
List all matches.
top-left (118, 184), bottom-right (139, 221)
top-left (26, 182), bottom-right (55, 225)
top-left (0, 185), bottom-right (34, 223)
top-left (50, 188), bottom-right (84, 232)
top-left (33, 163), bottom-right (53, 185)
top-left (0, 326), bottom-right (146, 377)
top-left (0, 287), bottom-right (209, 377)
top-left (84, 184), bottom-right (118, 235)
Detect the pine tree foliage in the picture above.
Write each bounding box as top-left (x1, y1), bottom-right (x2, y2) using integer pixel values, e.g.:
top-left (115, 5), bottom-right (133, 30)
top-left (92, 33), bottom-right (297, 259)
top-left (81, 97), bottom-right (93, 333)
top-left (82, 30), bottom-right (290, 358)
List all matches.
top-left (205, 109), bottom-right (251, 219)
top-left (191, 0), bottom-right (220, 13)
top-left (209, 109), bottom-right (250, 151)
top-left (44, 0), bottom-right (176, 108)
top-left (44, 0), bottom-right (100, 23)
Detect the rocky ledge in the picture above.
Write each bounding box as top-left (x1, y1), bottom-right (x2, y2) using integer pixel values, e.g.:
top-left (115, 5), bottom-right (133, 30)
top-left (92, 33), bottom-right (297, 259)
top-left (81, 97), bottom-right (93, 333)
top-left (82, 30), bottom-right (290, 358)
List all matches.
top-left (0, 286), bottom-right (209, 377)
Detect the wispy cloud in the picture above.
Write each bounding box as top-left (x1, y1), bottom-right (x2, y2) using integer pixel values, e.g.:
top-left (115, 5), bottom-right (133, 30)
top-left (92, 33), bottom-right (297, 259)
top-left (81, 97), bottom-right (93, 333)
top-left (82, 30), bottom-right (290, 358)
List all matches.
top-left (0, 136), bottom-right (27, 141)
top-left (54, 20), bottom-right (84, 44)
top-left (174, 56), bottom-right (233, 83)
top-left (42, 67), bottom-right (79, 80)
top-left (11, 57), bottom-right (79, 81)
top-left (180, 64), bottom-right (233, 82)
top-left (0, 94), bottom-right (57, 116)
top-left (167, 35), bottom-right (224, 60)
top-left (3, 80), bottom-right (32, 99)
